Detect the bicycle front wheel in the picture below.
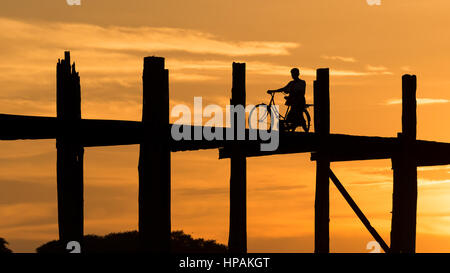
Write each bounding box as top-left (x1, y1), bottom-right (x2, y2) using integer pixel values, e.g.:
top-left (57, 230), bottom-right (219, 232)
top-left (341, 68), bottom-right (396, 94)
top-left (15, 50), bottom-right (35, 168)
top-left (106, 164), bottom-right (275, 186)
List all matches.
top-left (248, 103), bottom-right (273, 131)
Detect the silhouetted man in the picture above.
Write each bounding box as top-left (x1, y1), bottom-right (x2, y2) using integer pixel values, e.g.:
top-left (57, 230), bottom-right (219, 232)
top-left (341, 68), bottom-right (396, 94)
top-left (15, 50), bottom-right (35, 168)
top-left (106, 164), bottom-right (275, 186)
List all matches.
top-left (267, 68), bottom-right (306, 126)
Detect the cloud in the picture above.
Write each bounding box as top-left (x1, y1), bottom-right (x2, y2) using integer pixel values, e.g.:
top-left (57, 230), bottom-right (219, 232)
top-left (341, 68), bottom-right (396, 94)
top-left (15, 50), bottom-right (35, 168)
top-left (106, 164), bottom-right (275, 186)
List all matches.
top-left (386, 98), bottom-right (449, 105)
top-left (329, 70), bottom-right (372, 76)
top-left (401, 66), bottom-right (412, 71)
top-left (0, 97), bottom-right (55, 117)
top-left (419, 179), bottom-right (450, 187)
top-left (174, 184), bottom-right (306, 197)
top-left (0, 202), bottom-right (56, 230)
top-left (418, 166), bottom-right (450, 172)
top-left (366, 65), bottom-right (388, 71)
top-left (172, 60), bottom-right (380, 77)
top-left (366, 65), bottom-right (393, 75)
top-left (175, 187), bottom-right (228, 197)
top-left (167, 59), bottom-right (315, 76)
top-left (0, 17), bottom-right (402, 121)
top-left (0, 17), bottom-right (299, 57)
top-left (0, 16), bottom-right (301, 111)
top-left (0, 17), bottom-right (394, 120)
top-left (321, 55), bottom-right (357, 63)
top-left (0, 17), bottom-right (389, 87)
top-left (251, 185), bottom-right (306, 192)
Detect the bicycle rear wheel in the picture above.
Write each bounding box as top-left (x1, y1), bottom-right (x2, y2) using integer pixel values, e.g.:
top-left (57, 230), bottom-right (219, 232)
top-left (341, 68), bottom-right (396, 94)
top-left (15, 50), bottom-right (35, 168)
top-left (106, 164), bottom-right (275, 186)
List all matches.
top-left (301, 109), bottom-right (311, 133)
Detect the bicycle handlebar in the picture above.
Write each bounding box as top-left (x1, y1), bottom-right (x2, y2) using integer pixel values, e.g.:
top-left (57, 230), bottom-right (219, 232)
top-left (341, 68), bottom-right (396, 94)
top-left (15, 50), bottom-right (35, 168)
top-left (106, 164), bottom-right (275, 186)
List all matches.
top-left (266, 90), bottom-right (314, 107)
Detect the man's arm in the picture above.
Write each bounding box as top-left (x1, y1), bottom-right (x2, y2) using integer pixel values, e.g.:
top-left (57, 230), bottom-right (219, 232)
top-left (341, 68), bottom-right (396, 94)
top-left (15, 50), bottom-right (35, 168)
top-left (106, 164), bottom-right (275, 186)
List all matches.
top-left (268, 81), bottom-right (292, 94)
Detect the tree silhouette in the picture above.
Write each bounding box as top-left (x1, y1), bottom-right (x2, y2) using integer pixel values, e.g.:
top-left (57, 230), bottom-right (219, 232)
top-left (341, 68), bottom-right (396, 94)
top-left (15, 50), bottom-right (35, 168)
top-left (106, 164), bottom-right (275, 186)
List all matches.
top-left (37, 230), bottom-right (227, 253)
top-left (0, 238), bottom-right (12, 253)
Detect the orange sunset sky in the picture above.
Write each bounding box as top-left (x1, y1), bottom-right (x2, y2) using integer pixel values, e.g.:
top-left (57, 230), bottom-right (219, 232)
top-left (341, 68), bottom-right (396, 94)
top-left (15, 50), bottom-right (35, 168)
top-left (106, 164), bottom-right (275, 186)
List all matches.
top-left (0, 0), bottom-right (449, 253)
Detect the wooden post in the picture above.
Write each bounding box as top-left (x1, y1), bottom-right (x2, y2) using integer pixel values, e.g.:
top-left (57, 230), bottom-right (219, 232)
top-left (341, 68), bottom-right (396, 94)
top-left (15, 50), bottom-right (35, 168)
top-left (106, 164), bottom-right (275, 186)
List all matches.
top-left (390, 74), bottom-right (418, 253)
top-left (313, 68), bottom-right (330, 253)
top-left (228, 62), bottom-right (247, 253)
top-left (56, 51), bottom-right (84, 245)
top-left (138, 57), bottom-right (171, 252)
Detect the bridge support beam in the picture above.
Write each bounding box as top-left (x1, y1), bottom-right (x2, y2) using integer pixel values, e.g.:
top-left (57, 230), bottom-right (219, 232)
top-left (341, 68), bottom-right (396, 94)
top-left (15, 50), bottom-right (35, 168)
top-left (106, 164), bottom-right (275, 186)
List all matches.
top-left (228, 62), bottom-right (247, 253)
top-left (138, 57), bottom-right (171, 252)
top-left (314, 68), bottom-right (330, 253)
top-left (390, 75), bottom-right (418, 253)
top-left (56, 51), bottom-right (84, 245)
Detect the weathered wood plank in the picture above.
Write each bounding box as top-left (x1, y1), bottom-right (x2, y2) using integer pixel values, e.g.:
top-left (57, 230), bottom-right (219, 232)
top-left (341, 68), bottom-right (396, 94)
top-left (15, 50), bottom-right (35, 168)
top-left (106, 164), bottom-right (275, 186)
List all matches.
top-left (138, 57), bottom-right (171, 252)
top-left (228, 62), bottom-right (247, 253)
top-left (329, 169), bottom-right (390, 253)
top-left (391, 74), bottom-right (418, 253)
top-left (314, 68), bottom-right (330, 253)
top-left (56, 51), bottom-right (84, 245)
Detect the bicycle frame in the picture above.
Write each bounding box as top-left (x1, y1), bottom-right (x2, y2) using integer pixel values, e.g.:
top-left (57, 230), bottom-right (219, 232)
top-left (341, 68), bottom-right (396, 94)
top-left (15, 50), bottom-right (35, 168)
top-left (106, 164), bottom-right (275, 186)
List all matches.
top-left (249, 91), bottom-right (313, 133)
top-left (267, 92), bottom-right (290, 121)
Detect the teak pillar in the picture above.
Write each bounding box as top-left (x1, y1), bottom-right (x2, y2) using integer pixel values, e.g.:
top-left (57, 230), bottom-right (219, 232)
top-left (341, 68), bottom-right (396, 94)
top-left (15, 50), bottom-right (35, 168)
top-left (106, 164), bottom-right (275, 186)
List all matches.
top-left (228, 62), bottom-right (247, 253)
top-left (390, 74), bottom-right (418, 253)
top-left (138, 57), bottom-right (171, 252)
top-left (313, 68), bottom-right (330, 253)
top-left (56, 51), bottom-right (84, 245)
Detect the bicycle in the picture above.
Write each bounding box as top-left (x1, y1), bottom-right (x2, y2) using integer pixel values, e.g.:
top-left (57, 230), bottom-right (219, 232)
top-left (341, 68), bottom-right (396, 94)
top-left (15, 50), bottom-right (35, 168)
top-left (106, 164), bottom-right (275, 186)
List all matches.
top-left (248, 90), bottom-right (312, 132)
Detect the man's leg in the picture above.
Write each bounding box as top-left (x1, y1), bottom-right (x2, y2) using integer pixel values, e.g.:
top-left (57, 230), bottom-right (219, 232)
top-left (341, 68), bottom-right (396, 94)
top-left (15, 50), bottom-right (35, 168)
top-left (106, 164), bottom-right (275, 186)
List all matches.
top-left (287, 105), bottom-right (299, 124)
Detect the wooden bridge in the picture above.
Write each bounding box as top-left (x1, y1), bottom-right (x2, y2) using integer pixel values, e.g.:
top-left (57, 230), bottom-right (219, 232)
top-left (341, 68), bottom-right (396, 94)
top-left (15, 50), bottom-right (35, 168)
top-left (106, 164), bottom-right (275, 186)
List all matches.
top-left (1, 52), bottom-right (449, 253)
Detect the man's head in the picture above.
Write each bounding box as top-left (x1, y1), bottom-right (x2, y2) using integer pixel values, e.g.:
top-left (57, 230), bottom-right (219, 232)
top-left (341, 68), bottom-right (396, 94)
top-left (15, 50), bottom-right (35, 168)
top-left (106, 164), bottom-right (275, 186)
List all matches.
top-left (291, 68), bottom-right (300, 79)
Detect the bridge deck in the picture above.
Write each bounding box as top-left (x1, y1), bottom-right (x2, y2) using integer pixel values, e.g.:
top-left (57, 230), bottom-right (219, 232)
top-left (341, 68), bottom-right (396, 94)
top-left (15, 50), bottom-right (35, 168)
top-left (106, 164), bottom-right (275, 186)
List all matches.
top-left (1, 113), bottom-right (449, 166)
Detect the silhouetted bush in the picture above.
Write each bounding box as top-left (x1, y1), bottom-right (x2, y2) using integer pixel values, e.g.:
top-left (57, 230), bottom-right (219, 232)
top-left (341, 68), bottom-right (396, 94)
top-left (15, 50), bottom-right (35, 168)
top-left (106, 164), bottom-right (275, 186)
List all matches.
top-left (0, 238), bottom-right (12, 254)
top-left (36, 230), bottom-right (227, 253)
